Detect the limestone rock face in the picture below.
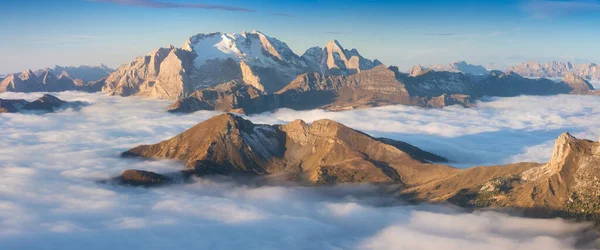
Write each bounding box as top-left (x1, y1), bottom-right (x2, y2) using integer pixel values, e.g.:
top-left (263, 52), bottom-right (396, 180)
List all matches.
top-left (102, 46), bottom-right (193, 100)
top-left (122, 114), bottom-right (451, 185)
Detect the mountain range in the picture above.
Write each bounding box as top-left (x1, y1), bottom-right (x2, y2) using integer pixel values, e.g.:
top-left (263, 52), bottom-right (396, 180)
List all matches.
top-left (0, 65), bottom-right (113, 93)
top-left (92, 30), bottom-right (597, 114)
top-left (118, 114), bottom-right (600, 220)
top-left (169, 66), bottom-right (596, 114)
top-left (100, 31), bottom-right (381, 100)
top-left (1, 31), bottom-right (598, 114)
top-left (416, 60), bottom-right (600, 82)
top-left (507, 61), bottom-right (600, 81)
top-left (33, 64), bottom-right (113, 82)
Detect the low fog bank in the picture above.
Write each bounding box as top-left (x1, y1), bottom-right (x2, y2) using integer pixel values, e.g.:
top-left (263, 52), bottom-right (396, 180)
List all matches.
top-left (1, 92), bottom-right (599, 249)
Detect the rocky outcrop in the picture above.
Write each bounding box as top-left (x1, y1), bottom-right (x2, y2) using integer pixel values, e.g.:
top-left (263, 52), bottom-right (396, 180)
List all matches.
top-left (112, 170), bottom-right (173, 187)
top-left (122, 113), bottom-right (452, 185)
top-left (507, 61), bottom-right (600, 81)
top-left (0, 94), bottom-right (72, 113)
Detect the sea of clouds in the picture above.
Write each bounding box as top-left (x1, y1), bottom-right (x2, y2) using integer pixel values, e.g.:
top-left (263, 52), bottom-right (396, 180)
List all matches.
top-left (1, 91), bottom-right (599, 249)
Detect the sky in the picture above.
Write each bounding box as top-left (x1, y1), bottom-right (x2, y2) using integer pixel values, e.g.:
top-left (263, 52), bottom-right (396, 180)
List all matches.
top-left (1, 0), bottom-right (600, 73)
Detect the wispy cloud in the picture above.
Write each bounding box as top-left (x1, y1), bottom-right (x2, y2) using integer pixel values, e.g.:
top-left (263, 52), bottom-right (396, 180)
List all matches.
top-left (87, 0), bottom-right (255, 12)
top-left (521, 0), bottom-right (600, 19)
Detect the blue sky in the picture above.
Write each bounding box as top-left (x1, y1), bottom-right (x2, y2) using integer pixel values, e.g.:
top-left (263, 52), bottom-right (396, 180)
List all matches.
top-left (1, 0), bottom-right (600, 73)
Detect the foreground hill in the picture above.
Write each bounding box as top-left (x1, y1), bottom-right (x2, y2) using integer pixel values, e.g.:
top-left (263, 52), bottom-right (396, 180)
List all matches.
top-left (118, 114), bottom-right (600, 219)
top-left (122, 113), bottom-right (452, 185)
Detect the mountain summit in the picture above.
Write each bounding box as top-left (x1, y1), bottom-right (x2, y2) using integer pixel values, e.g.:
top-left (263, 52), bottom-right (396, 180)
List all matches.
top-left (123, 113), bottom-right (450, 184)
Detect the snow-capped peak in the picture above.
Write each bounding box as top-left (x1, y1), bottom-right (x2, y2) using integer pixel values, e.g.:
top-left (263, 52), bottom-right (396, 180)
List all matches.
top-left (182, 31), bottom-right (304, 69)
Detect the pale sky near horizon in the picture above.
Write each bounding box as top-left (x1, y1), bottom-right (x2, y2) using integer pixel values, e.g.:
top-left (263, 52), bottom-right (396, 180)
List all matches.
top-left (1, 0), bottom-right (600, 74)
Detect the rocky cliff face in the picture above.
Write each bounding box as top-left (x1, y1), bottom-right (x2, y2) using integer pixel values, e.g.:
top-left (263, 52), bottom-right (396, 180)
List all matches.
top-left (122, 113), bottom-right (452, 184)
top-left (507, 61), bottom-right (600, 80)
top-left (102, 46), bottom-right (194, 99)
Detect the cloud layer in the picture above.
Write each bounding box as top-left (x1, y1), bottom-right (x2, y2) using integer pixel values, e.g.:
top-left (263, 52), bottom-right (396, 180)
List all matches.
top-left (0, 92), bottom-right (598, 249)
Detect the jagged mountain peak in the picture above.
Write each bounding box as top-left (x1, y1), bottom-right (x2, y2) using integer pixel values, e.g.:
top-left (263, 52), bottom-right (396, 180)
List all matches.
top-left (21, 69), bottom-right (36, 78)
